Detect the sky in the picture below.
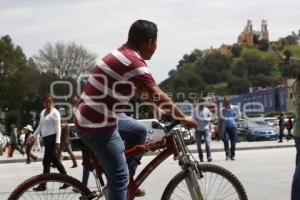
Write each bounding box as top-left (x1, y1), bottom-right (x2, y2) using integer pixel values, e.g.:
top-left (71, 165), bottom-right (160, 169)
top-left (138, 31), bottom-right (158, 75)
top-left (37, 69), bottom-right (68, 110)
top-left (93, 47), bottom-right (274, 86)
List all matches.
top-left (0, 0), bottom-right (299, 83)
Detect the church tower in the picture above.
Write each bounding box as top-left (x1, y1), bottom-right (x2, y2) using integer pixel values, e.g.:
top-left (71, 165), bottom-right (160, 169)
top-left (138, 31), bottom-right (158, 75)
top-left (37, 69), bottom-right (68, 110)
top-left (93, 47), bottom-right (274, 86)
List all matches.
top-left (260, 19), bottom-right (269, 41)
top-left (237, 19), bottom-right (254, 46)
top-left (246, 19), bottom-right (253, 32)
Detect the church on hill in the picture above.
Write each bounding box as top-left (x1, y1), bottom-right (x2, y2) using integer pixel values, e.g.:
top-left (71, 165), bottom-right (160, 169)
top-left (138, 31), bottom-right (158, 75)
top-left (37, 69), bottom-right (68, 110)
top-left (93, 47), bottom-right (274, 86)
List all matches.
top-left (237, 19), bottom-right (269, 46)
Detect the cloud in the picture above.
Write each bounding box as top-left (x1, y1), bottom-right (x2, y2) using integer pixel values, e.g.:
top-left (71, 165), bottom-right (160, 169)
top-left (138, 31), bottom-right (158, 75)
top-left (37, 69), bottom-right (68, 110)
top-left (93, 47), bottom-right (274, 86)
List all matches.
top-left (0, 0), bottom-right (299, 82)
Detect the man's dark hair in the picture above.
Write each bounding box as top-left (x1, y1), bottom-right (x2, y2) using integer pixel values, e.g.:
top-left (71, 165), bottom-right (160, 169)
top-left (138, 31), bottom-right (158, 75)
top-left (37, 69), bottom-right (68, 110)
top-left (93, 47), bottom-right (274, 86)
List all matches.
top-left (42, 93), bottom-right (52, 102)
top-left (128, 19), bottom-right (157, 48)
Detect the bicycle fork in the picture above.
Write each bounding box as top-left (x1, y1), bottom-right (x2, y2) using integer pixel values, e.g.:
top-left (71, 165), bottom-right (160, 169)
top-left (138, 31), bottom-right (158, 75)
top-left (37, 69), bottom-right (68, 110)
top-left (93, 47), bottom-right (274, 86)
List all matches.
top-left (184, 167), bottom-right (205, 200)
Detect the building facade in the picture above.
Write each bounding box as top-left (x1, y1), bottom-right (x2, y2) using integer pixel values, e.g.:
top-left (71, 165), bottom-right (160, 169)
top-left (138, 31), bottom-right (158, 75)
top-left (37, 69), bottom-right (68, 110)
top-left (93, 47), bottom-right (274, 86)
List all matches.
top-left (229, 86), bottom-right (287, 115)
top-left (237, 19), bottom-right (269, 46)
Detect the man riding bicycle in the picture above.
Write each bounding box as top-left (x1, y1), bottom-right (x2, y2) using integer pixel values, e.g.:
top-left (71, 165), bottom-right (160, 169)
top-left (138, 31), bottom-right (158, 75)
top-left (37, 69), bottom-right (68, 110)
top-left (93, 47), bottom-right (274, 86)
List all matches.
top-left (74, 19), bottom-right (196, 200)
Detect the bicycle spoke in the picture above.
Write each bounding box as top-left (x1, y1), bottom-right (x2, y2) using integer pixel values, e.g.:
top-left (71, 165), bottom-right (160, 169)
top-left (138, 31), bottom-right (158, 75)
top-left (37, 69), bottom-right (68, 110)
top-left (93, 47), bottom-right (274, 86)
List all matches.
top-left (14, 180), bottom-right (90, 200)
top-left (166, 169), bottom-right (244, 200)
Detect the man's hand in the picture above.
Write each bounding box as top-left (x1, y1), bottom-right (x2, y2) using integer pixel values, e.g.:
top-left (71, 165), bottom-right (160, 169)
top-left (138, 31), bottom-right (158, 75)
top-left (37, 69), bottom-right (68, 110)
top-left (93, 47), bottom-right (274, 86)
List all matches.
top-left (181, 116), bottom-right (197, 129)
top-left (54, 143), bottom-right (60, 154)
top-left (156, 108), bottom-right (169, 122)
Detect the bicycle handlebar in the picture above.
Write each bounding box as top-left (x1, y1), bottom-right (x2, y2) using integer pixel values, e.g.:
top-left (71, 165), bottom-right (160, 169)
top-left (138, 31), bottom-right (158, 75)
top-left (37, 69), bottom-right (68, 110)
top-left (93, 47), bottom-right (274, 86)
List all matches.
top-left (163, 120), bottom-right (180, 133)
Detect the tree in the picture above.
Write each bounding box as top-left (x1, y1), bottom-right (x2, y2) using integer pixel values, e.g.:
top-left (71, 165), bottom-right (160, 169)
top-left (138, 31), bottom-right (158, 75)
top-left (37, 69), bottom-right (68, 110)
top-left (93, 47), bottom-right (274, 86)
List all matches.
top-left (284, 31), bottom-right (299, 45)
top-left (279, 62), bottom-right (300, 79)
top-left (253, 33), bottom-right (260, 45)
top-left (283, 49), bottom-right (293, 63)
top-left (227, 77), bottom-right (250, 94)
top-left (176, 49), bottom-right (202, 69)
top-left (258, 39), bottom-right (269, 51)
top-left (34, 42), bottom-right (97, 79)
top-left (0, 35), bottom-right (28, 111)
top-left (231, 45), bottom-right (242, 57)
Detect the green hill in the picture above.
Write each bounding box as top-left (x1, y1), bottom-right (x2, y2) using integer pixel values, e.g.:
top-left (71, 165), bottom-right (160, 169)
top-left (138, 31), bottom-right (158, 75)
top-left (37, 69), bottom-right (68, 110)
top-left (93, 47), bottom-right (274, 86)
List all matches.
top-left (159, 44), bottom-right (300, 100)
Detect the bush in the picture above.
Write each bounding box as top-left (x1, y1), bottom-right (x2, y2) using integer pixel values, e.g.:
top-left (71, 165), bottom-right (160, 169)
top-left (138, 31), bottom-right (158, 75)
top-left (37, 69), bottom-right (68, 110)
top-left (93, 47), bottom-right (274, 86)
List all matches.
top-left (264, 112), bottom-right (281, 117)
top-left (264, 111), bottom-right (295, 118)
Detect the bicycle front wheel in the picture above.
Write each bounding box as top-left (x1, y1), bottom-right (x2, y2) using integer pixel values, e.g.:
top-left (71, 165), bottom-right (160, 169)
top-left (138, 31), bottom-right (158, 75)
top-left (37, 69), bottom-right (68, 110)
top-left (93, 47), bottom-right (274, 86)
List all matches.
top-left (8, 173), bottom-right (93, 200)
top-left (162, 164), bottom-right (248, 200)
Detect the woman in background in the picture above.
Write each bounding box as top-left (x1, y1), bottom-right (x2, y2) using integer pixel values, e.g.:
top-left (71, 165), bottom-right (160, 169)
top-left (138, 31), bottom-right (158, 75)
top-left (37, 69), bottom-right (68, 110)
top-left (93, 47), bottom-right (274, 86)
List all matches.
top-left (32, 94), bottom-right (68, 191)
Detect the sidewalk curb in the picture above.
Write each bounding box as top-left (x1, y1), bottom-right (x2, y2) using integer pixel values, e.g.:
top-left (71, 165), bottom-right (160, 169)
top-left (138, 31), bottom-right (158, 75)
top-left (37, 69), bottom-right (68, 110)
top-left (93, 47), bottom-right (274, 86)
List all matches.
top-left (0, 143), bottom-right (294, 164)
top-left (145, 143), bottom-right (294, 155)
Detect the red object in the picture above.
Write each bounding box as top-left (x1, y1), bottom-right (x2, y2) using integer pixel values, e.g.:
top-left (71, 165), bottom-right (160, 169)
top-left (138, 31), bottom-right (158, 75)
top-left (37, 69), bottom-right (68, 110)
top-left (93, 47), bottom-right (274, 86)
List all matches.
top-left (74, 44), bottom-right (157, 133)
top-left (7, 144), bottom-right (13, 157)
top-left (86, 133), bottom-right (180, 200)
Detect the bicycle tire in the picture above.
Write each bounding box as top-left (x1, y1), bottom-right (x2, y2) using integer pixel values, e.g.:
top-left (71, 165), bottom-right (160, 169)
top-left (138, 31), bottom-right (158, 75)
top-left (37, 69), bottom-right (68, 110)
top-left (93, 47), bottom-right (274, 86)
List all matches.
top-left (161, 164), bottom-right (248, 200)
top-left (8, 173), bottom-right (93, 200)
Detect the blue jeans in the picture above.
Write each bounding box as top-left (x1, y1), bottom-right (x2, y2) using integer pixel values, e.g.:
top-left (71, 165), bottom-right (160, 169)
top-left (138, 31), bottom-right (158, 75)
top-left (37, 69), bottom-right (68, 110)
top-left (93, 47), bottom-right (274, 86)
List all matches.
top-left (292, 137), bottom-right (300, 200)
top-left (223, 127), bottom-right (237, 157)
top-left (79, 128), bottom-right (129, 200)
top-left (195, 130), bottom-right (212, 160)
top-left (118, 113), bottom-right (147, 175)
top-left (82, 165), bottom-right (90, 186)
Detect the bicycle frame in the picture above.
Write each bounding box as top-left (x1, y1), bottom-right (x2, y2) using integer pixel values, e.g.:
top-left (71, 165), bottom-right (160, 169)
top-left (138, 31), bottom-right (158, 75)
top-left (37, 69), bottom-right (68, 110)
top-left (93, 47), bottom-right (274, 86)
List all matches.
top-left (89, 134), bottom-right (180, 200)
top-left (126, 135), bottom-right (180, 200)
top-left (88, 122), bottom-right (203, 200)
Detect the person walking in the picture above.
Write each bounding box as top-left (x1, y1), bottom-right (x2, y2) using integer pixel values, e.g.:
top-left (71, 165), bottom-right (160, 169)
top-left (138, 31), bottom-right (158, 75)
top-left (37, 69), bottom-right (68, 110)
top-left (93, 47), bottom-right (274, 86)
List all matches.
top-left (32, 94), bottom-right (68, 191)
top-left (74, 19), bottom-right (196, 200)
top-left (278, 113), bottom-right (285, 142)
top-left (192, 99), bottom-right (213, 162)
top-left (219, 99), bottom-right (239, 161)
top-left (286, 116), bottom-right (293, 140)
top-left (58, 120), bottom-right (78, 168)
top-left (8, 124), bottom-right (24, 157)
top-left (22, 125), bottom-right (37, 164)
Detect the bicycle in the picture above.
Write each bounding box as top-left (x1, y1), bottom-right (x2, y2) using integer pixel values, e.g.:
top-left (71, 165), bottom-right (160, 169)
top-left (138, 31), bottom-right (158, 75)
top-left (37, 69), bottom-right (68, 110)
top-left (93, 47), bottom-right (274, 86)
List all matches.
top-left (9, 120), bottom-right (248, 200)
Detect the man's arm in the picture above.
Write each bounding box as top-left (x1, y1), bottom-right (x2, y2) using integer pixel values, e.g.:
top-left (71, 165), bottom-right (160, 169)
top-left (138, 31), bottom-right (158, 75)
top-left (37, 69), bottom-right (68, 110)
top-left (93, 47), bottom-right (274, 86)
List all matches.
top-left (33, 112), bottom-right (42, 138)
top-left (205, 108), bottom-right (212, 122)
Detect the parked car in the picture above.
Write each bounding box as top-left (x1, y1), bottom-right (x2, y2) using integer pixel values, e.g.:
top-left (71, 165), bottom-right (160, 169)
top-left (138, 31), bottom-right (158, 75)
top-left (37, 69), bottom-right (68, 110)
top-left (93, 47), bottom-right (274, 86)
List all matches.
top-left (173, 125), bottom-right (195, 145)
top-left (264, 117), bottom-right (294, 137)
top-left (237, 118), bottom-right (278, 141)
top-left (138, 119), bottom-right (165, 142)
top-left (264, 117), bottom-right (279, 127)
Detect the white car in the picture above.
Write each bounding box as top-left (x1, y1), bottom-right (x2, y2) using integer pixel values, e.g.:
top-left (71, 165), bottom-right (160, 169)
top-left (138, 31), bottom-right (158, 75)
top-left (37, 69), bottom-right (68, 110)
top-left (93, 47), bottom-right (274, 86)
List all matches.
top-left (173, 125), bottom-right (195, 145)
top-left (138, 119), bottom-right (165, 141)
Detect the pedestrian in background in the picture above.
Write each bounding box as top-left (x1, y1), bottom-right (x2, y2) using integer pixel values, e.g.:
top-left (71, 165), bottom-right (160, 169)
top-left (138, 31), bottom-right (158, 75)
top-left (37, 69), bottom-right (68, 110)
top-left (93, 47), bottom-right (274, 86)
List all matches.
top-left (278, 113), bottom-right (285, 142)
top-left (8, 124), bottom-right (24, 157)
top-left (219, 99), bottom-right (240, 161)
top-left (286, 116), bottom-right (293, 140)
top-left (23, 125), bottom-right (37, 164)
top-left (192, 98), bottom-right (213, 162)
top-left (58, 120), bottom-right (78, 168)
top-left (32, 94), bottom-right (68, 191)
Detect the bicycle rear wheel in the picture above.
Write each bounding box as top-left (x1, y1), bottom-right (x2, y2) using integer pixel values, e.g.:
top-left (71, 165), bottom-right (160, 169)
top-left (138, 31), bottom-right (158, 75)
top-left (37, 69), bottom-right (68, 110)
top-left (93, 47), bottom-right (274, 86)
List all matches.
top-left (161, 164), bottom-right (248, 200)
top-left (8, 173), bottom-right (93, 200)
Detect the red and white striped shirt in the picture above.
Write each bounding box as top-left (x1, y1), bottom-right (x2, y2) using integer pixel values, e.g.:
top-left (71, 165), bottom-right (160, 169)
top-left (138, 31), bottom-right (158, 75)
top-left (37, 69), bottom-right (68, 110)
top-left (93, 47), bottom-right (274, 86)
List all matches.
top-left (74, 44), bottom-right (156, 133)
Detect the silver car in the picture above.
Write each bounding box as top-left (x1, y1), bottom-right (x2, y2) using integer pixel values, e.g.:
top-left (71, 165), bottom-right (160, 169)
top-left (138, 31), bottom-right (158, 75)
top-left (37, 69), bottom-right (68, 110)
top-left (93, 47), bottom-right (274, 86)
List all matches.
top-left (237, 119), bottom-right (278, 141)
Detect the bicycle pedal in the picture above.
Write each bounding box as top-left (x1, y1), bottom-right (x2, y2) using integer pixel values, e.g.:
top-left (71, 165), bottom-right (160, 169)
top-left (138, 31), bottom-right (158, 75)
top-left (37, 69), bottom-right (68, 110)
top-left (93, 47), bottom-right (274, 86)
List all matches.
top-left (81, 191), bottom-right (98, 200)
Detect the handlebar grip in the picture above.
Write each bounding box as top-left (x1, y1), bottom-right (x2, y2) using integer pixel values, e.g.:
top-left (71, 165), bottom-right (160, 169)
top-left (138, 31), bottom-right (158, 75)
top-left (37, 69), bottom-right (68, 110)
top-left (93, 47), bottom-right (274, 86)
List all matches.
top-left (164, 120), bottom-right (180, 133)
